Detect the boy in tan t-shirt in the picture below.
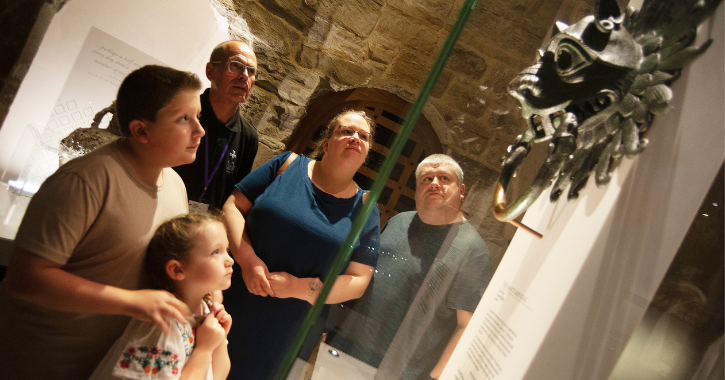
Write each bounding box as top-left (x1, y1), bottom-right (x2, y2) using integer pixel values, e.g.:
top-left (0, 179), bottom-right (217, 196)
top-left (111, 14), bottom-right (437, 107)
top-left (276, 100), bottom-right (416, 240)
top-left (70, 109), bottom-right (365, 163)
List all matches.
top-left (0, 65), bottom-right (206, 379)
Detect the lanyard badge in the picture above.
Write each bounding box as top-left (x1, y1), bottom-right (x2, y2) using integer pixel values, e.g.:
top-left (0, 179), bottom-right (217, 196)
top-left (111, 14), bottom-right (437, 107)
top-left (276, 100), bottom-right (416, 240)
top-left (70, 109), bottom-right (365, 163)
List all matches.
top-left (200, 127), bottom-right (235, 201)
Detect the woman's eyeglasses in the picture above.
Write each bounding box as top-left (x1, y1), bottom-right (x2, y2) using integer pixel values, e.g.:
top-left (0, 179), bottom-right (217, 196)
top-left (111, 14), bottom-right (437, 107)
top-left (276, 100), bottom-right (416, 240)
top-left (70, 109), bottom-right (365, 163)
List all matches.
top-left (336, 126), bottom-right (371, 142)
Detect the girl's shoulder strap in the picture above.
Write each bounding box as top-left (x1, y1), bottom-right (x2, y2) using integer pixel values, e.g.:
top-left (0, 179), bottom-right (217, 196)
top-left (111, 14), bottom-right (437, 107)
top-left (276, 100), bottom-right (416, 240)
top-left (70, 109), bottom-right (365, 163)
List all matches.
top-left (275, 152), bottom-right (299, 177)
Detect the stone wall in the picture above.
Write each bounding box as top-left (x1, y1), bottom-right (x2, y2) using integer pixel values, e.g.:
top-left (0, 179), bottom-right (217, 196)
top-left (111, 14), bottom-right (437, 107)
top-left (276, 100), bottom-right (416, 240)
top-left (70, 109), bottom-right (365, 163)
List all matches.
top-left (215, 0), bottom-right (596, 260)
top-left (0, 0), bottom-right (597, 262)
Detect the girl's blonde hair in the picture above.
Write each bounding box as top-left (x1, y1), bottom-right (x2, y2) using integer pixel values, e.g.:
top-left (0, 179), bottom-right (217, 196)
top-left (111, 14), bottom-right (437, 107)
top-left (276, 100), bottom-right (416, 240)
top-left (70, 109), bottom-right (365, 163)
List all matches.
top-left (145, 212), bottom-right (226, 293)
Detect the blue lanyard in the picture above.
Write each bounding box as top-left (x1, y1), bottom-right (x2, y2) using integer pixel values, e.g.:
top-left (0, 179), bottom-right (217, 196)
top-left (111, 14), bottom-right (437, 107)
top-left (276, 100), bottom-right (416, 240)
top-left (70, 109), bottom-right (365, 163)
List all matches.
top-left (202, 126), bottom-right (235, 198)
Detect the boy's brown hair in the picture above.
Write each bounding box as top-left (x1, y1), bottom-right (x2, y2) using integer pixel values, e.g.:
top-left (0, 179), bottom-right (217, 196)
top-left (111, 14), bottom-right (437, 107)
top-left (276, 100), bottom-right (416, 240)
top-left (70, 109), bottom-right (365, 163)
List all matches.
top-left (115, 65), bottom-right (202, 136)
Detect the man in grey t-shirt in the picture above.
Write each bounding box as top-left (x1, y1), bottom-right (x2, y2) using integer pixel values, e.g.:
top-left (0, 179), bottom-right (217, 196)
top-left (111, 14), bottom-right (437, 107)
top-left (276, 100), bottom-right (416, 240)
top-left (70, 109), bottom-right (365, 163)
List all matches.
top-left (330, 154), bottom-right (493, 380)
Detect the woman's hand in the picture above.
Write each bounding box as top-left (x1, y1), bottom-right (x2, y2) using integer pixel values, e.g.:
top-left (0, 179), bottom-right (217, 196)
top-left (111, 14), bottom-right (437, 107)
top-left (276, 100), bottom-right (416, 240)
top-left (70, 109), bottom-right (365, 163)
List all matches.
top-left (267, 272), bottom-right (299, 299)
top-left (210, 302), bottom-right (232, 336)
top-left (268, 272), bottom-right (323, 304)
top-left (125, 289), bottom-right (192, 334)
top-left (240, 254), bottom-right (274, 296)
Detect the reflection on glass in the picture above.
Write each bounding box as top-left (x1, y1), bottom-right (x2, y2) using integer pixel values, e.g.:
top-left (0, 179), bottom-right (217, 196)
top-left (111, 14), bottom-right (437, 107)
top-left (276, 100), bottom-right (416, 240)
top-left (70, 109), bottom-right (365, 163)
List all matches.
top-left (609, 166), bottom-right (724, 380)
top-left (326, 154), bottom-right (494, 380)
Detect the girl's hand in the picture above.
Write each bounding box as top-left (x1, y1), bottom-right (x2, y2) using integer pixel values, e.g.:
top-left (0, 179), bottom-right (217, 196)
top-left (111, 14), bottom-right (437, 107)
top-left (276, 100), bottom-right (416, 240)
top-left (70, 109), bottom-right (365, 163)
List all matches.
top-left (126, 289), bottom-right (191, 334)
top-left (195, 314), bottom-right (227, 352)
top-left (210, 302), bottom-right (232, 336)
top-left (240, 255), bottom-right (274, 297)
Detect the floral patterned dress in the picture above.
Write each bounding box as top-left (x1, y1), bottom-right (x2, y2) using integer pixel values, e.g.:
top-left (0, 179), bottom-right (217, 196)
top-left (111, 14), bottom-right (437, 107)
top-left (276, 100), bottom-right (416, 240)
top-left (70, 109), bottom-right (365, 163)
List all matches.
top-left (88, 303), bottom-right (212, 380)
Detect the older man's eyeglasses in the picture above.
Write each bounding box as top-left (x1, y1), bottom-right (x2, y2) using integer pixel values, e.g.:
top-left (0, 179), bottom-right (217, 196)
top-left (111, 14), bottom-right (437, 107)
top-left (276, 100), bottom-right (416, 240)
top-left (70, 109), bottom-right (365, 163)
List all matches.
top-left (336, 126), bottom-right (371, 142)
top-left (211, 59), bottom-right (257, 77)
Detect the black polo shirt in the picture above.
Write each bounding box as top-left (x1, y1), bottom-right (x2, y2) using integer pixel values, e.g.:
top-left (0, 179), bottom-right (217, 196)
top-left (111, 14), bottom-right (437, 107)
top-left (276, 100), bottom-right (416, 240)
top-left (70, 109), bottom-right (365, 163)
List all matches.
top-left (173, 88), bottom-right (258, 209)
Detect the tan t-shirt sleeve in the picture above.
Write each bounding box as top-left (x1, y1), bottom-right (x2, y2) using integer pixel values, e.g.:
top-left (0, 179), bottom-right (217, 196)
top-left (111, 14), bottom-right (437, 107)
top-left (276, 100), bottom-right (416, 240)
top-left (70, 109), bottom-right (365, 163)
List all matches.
top-left (14, 170), bottom-right (102, 265)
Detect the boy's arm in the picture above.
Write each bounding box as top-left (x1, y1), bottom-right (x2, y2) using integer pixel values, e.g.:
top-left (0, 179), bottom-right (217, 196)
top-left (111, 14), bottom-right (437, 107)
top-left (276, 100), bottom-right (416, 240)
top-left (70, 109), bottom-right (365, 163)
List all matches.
top-left (222, 189), bottom-right (274, 297)
top-left (6, 248), bottom-right (190, 333)
top-left (429, 309), bottom-right (473, 379)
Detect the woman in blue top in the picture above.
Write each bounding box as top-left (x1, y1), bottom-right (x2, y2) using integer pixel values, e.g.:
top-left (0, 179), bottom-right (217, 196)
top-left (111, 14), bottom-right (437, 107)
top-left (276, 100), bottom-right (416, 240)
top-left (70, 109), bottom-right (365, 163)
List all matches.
top-left (222, 110), bottom-right (381, 379)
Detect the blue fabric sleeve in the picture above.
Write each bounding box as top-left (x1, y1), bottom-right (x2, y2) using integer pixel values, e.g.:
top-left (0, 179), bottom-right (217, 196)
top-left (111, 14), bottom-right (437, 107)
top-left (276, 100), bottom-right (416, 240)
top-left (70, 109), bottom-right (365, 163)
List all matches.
top-left (235, 151), bottom-right (293, 204)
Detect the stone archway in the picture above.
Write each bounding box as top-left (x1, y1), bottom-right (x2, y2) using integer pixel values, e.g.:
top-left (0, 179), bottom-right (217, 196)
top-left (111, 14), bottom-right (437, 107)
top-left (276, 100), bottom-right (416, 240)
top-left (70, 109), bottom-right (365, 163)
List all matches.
top-left (287, 88), bottom-right (442, 225)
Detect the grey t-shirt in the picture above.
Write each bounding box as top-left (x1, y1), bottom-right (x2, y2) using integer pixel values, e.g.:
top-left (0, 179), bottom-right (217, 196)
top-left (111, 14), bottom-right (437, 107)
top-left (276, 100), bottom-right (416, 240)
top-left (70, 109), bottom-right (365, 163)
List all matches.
top-left (329, 211), bottom-right (493, 380)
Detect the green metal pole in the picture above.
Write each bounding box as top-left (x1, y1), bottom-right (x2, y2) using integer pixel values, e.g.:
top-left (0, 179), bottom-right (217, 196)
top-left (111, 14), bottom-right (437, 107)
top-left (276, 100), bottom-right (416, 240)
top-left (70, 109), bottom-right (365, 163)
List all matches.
top-left (272, 1), bottom-right (479, 379)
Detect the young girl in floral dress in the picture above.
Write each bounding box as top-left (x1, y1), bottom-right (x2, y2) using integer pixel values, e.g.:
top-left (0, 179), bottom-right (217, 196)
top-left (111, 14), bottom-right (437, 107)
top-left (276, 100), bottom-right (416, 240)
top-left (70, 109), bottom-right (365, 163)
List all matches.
top-left (90, 213), bottom-right (233, 380)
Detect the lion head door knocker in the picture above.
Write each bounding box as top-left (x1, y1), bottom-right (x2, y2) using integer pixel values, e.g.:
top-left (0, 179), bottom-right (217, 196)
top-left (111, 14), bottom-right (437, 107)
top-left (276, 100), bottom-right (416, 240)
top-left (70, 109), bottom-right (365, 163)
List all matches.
top-left (493, 0), bottom-right (721, 238)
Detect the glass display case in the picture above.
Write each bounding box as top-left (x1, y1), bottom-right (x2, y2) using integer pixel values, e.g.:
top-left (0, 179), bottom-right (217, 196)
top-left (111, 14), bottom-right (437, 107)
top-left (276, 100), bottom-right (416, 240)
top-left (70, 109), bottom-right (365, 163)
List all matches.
top-left (0, 0), bottom-right (722, 379)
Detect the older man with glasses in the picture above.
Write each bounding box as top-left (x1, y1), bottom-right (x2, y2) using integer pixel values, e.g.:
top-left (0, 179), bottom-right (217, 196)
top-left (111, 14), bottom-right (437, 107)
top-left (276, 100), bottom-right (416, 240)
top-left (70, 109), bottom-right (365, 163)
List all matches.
top-left (174, 40), bottom-right (259, 212)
